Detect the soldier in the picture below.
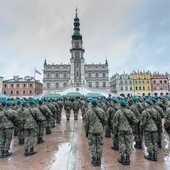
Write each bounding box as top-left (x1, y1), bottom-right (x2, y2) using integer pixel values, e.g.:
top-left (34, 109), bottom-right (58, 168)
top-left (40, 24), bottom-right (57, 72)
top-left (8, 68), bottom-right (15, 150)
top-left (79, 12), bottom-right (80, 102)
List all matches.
top-left (151, 97), bottom-right (165, 148)
top-left (64, 98), bottom-right (72, 121)
top-left (164, 99), bottom-right (170, 137)
top-left (38, 100), bottom-right (53, 134)
top-left (52, 100), bottom-right (61, 123)
top-left (72, 98), bottom-right (80, 120)
top-left (16, 101), bottom-right (27, 145)
top-left (23, 100), bottom-right (45, 156)
top-left (129, 97), bottom-right (142, 149)
top-left (0, 101), bottom-right (20, 158)
top-left (84, 99), bottom-right (107, 166)
top-left (140, 100), bottom-right (158, 161)
top-left (113, 100), bottom-right (138, 165)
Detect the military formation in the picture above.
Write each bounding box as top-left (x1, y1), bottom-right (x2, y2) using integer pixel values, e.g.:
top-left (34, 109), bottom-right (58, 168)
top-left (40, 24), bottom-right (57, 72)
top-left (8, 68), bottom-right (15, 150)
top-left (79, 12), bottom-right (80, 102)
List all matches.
top-left (0, 94), bottom-right (170, 167)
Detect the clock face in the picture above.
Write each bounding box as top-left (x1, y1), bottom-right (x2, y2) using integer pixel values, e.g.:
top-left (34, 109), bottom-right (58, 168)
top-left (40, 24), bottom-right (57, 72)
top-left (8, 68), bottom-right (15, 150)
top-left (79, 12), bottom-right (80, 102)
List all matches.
top-left (75, 52), bottom-right (79, 58)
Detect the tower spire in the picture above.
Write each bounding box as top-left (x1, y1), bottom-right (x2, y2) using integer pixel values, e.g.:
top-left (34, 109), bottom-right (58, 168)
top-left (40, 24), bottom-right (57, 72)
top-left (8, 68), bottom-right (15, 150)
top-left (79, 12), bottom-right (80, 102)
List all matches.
top-left (72, 8), bottom-right (82, 40)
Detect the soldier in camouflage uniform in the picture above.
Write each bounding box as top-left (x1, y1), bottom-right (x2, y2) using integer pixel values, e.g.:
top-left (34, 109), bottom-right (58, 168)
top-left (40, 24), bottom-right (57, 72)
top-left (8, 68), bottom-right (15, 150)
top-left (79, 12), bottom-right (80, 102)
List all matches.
top-left (151, 97), bottom-right (165, 148)
top-left (113, 100), bottom-right (138, 165)
top-left (84, 99), bottom-right (107, 166)
top-left (53, 100), bottom-right (61, 123)
top-left (64, 98), bottom-right (72, 121)
top-left (23, 100), bottom-right (45, 156)
top-left (140, 100), bottom-right (159, 161)
top-left (38, 100), bottom-right (53, 134)
top-left (57, 99), bottom-right (64, 122)
top-left (129, 97), bottom-right (142, 149)
top-left (106, 97), bottom-right (119, 149)
top-left (0, 101), bottom-right (20, 158)
top-left (16, 101), bottom-right (27, 145)
top-left (72, 98), bottom-right (80, 120)
top-left (164, 99), bottom-right (170, 137)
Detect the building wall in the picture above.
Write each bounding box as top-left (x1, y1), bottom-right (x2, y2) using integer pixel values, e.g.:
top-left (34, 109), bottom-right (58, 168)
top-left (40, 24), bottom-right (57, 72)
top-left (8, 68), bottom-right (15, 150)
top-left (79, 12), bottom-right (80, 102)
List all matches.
top-left (3, 76), bottom-right (43, 98)
top-left (132, 71), bottom-right (152, 96)
top-left (0, 76), bottom-right (4, 93)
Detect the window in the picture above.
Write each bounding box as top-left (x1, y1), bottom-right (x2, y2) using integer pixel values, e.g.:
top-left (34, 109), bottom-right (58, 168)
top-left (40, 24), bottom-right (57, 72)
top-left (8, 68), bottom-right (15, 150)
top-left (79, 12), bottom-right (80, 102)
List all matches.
top-left (130, 86), bottom-right (132, 90)
top-left (143, 86), bottom-right (145, 90)
top-left (23, 84), bottom-right (26, 88)
top-left (4, 91), bottom-right (6, 94)
top-left (160, 86), bottom-right (163, 90)
top-left (30, 84), bottom-right (32, 87)
top-left (136, 86), bottom-right (138, 90)
top-left (10, 91), bottom-right (13, 95)
top-left (135, 81), bottom-right (137, 84)
top-left (17, 84), bottom-right (19, 87)
top-left (47, 72), bottom-right (51, 78)
top-left (77, 72), bottom-right (79, 78)
top-left (55, 73), bottom-right (59, 78)
top-left (148, 86), bottom-right (150, 90)
top-left (89, 73), bottom-right (92, 78)
top-left (89, 82), bottom-right (92, 87)
top-left (103, 73), bottom-right (106, 78)
top-left (29, 90), bottom-right (32, 95)
top-left (103, 82), bottom-right (106, 88)
top-left (160, 80), bottom-right (162, 84)
top-left (56, 83), bottom-right (59, 88)
top-left (125, 86), bottom-right (128, 90)
top-left (121, 86), bottom-right (123, 90)
top-left (11, 84), bottom-right (14, 87)
top-left (139, 86), bottom-right (141, 90)
top-left (63, 82), bottom-right (67, 87)
top-left (4, 84), bottom-right (7, 87)
top-left (120, 80), bottom-right (123, 84)
top-left (139, 81), bottom-right (141, 84)
top-left (64, 73), bottom-right (67, 78)
top-left (142, 80), bottom-right (144, 83)
top-left (153, 80), bottom-right (156, 84)
top-left (154, 86), bottom-right (156, 90)
top-left (16, 90), bottom-right (19, 95)
top-left (96, 73), bottom-right (99, 78)
top-left (164, 86), bottom-right (167, 90)
top-left (23, 90), bottom-right (26, 94)
top-left (95, 82), bottom-right (99, 88)
top-left (164, 80), bottom-right (167, 84)
top-left (47, 83), bottom-right (51, 89)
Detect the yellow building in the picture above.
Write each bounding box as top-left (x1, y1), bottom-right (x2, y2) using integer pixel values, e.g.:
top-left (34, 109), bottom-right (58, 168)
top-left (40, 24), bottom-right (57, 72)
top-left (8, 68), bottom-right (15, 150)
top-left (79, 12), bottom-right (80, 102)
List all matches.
top-left (132, 71), bottom-right (152, 96)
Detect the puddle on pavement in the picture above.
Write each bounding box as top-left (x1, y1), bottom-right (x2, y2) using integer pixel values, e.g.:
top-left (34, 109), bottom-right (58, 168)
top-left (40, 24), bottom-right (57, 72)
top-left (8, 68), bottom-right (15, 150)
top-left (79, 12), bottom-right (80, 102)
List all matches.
top-left (47, 142), bottom-right (71, 170)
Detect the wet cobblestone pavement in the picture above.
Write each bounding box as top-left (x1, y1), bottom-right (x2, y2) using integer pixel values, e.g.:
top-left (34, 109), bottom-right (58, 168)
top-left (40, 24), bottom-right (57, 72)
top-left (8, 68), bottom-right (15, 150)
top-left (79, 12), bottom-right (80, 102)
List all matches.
top-left (1, 111), bottom-right (170, 170)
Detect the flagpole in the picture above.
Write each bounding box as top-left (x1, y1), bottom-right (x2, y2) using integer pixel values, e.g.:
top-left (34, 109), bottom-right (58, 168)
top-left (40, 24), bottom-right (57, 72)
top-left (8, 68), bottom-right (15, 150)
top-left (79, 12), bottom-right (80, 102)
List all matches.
top-left (34, 67), bottom-right (36, 97)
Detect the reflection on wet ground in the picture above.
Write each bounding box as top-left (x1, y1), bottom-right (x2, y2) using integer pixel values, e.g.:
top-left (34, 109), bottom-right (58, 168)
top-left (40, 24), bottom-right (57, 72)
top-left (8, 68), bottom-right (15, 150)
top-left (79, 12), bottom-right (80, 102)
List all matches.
top-left (1, 110), bottom-right (170, 170)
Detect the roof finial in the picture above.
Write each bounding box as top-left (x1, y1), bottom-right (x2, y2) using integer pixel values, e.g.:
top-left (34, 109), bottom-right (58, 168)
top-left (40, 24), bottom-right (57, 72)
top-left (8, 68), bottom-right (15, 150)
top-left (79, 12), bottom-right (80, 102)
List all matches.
top-left (76, 7), bottom-right (78, 17)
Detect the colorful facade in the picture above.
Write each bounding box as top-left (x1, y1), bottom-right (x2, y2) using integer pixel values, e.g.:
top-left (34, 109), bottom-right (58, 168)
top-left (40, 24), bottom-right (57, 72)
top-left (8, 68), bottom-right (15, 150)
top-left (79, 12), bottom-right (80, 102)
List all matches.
top-left (132, 71), bottom-right (152, 96)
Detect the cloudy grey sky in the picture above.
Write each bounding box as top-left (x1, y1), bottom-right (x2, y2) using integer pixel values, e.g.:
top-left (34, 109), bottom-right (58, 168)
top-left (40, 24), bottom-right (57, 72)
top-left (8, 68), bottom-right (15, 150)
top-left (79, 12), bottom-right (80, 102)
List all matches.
top-left (0, 0), bottom-right (170, 81)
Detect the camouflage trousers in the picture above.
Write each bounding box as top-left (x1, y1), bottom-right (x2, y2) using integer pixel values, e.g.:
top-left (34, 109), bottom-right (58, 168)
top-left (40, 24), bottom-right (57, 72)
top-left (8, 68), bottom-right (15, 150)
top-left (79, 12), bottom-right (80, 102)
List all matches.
top-left (51, 113), bottom-right (56, 126)
top-left (144, 131), bottom-right (158, 154)
top-left (37, 121), bottom-right (46, 138)
top-left (65, 110), bottom-right (71, 120)
top-left (118, 131), bottom-right (133, 156)
top-left (0, 128), bottom-right (13, 150)
top-left (88, 133), bottom-right (104, 158)
top-left (133, 123), bottom-right (143, 143)
top-left (73, 109), bottom-right (79, 120)
top-left (18, 124), bottom-right (24, 140)
top-left (55, 111), bottom-right (61, 123)
top-left (24, 128), bottom-right (37, 149)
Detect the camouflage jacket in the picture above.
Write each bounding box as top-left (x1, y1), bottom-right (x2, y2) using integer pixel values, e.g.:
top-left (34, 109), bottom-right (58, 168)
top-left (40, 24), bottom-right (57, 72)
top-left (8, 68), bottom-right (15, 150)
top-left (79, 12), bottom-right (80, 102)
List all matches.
top-left (164, 107), bottom-right (170, 131)
top-left (64, 101), bottom-right (72, 110)
top-left (112, 108), bottom-right (138, 135)
top-left (140, 106), bottom-right (158, 132)
top-left (84, 106), bottom-right (107, 134)
top-left (129, 104), bottom-right (141, 120)
top-left (72, 101), bottom-right (80, 110)
top-left (38, 104), bottom-right (53, 119)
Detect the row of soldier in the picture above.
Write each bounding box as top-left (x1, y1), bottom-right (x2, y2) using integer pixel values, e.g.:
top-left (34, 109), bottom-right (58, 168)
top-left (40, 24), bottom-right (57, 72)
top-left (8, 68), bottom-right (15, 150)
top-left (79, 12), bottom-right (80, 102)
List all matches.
top-left (0, 98), bottom-right (85, 158)
top-left (0, 95), bottom-right (170, 167)
top-left (84, 95), bottom-right (170, 166)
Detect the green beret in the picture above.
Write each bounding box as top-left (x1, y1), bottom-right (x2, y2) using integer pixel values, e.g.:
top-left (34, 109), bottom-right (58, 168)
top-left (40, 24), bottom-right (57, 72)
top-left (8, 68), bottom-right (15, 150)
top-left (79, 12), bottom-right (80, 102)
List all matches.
top-left (119, 100), bottom-right (127, 107)
top-left (133, 97), bottom-right (139, 103)
top-left (6, 101), bottom-right (13, 106)
top-left (17, 100), bottom-right (22, 105)
top-left (91, 99), bottom-right (98, 106)
top-left (29, 100), bottom-right (36, 105)
top-left (151, 98), bottom-right (157, 103)
top-left (145, 100), bottom-right (152, 105)
top-left (111, 97), bottom-right (118, 103)
top-left (38, 100), bottom-right (43, 104)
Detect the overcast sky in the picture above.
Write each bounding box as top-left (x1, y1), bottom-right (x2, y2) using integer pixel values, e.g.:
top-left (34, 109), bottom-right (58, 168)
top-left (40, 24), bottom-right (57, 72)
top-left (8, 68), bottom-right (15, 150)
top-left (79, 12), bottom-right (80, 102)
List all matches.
top-left (0, 0), bottom-right (170, 81)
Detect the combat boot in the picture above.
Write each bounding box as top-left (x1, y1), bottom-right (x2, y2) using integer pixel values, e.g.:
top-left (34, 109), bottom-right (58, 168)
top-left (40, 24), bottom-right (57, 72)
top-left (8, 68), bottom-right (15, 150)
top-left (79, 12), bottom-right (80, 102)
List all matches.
top-left (153, 153), bottom-right (157, 161)
top-left (29, 147), bottom-right (37, 156)
top-left (118, 155), bottom-right (127, 165)
top-left (97, 157), bottom-right (101, 166)
top-left (3, 150), bottom-right (12, 158)
top-left (158, 141), bottom-right (162, 148)
top-left (46, 129), bottom-right (52, 135)
top-left (105, 131), bottom-right (111, 138)
top-left (37, 137), bottom-right (44, 144)
top-left (111, 143), bottom-right (118, 151)
top-left (25, 148), bottom-right (30, 156)
top-left (126, 155), bottom-right (130, 165)
top-left (91, 156), bottom-right (97, 166)
top-left (0, 150), bottom-right (4, 158)
top-left (144, 152), bottom-right (154, 161)
top-left (19, 138), bottom-right (24, 145)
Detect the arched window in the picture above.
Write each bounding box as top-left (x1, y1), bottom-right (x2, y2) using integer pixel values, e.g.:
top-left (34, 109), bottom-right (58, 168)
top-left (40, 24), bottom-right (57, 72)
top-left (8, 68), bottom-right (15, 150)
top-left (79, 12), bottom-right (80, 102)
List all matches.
top-left (103, 82), bottom-right (106, 87)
